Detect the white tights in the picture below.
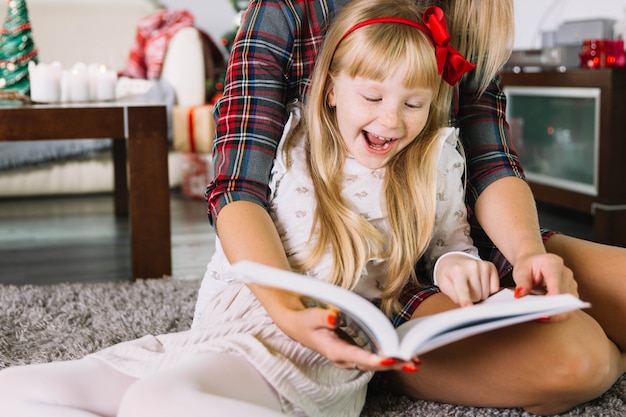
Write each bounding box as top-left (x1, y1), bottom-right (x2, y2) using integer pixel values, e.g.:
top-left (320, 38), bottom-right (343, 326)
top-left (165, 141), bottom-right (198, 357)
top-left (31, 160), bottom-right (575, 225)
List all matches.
top-left (0, 354), bottom-right (284, 417)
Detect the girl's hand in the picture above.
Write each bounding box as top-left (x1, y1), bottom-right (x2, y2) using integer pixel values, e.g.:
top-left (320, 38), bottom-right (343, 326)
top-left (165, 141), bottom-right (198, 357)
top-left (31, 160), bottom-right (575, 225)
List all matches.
top-left (435, 254), bottom-right (500, 307)
top-left (249, 284), bottom-right (419, 373)
top-left (291, 307), bottom-right (420, 372)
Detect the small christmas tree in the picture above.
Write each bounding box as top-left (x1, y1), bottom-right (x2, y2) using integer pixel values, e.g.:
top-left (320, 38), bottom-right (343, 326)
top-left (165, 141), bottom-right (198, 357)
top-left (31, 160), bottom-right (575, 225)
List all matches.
top-left (222, 0), bottom-right (248, 51)
top-left (206, 0), bottom-right (249, 103)
top-left (0, 0), bottom-right (39, 97)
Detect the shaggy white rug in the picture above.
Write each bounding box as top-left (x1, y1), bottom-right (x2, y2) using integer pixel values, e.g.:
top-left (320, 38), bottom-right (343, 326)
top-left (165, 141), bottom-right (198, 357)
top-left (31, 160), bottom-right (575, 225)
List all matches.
top-left (0, 279), bottom-right (624, 416)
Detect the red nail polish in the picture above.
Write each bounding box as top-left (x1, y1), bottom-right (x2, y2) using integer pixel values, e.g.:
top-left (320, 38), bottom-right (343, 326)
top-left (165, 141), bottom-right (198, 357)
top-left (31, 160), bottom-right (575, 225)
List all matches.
top-left (412, 359), bottom-right (422, 366)
top-left (514, 288), bottom-right (523, 298)
top-left (401, 365), bottom-right (419, 373)
top-left (537, 316), bottom-right (551, 322)
top-left (380, 358), bottom-right (397, 366)
top-left (327, 314), bottom-right (337, 326)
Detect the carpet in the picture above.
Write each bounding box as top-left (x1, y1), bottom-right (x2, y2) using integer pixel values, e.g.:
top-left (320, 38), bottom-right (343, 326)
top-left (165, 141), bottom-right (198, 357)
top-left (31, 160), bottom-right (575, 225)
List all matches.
top-left (0, 279), bottom-right (624, 416)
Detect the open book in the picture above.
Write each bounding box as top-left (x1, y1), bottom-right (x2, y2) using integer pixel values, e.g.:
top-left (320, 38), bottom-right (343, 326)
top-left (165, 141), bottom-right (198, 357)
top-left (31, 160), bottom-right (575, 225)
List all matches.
top-left (228, 261), bottom-right (590, 360)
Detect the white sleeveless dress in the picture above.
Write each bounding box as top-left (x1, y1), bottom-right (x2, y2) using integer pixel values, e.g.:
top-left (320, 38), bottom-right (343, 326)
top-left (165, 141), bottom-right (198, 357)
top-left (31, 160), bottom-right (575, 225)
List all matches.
top-left (90, 110), bottom-right (476, 417)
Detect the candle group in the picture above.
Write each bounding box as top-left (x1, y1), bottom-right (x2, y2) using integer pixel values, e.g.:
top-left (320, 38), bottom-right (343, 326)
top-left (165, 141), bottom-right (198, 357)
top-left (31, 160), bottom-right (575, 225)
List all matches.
top-left (29, 61), bottom-right (118, 103)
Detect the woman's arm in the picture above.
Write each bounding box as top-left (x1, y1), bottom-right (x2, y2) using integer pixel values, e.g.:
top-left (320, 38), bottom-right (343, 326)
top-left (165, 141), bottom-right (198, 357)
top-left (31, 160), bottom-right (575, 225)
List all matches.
top-left (208, 0), bottom-right (294, 225)
top-left (473, 177), bottom-right (575, 297)
top-left (457, 77), bottom-right (575, 296)
top-left (207, 0), bottom-right (331, 225)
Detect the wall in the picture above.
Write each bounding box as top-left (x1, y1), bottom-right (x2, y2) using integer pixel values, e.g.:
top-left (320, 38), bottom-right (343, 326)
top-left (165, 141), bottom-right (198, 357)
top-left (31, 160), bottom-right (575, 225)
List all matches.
top-left (8, 0), bottom-right (626, 58)
top-left (162, 0), bottom-right (626, 50)
top-left (159, 0), bottom-right (236, 43)
top-left (514, 0), bottom-right (626, 50)
top-left (0, 0), bottom-right (159, 70)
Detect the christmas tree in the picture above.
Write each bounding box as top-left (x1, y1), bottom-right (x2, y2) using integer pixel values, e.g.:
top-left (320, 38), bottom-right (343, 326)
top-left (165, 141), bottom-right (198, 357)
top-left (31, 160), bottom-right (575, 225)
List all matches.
top-left (207, 0), bottom-right (249, 103)
top-left (0, 0), bottom-right (39, 97)
top-left (221, 0), bottom-right (248, 51)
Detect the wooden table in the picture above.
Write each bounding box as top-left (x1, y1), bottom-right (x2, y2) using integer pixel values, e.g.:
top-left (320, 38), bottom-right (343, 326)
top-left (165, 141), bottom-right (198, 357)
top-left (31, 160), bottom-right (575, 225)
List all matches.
top-left (0, 101), bottom-right (172, 279)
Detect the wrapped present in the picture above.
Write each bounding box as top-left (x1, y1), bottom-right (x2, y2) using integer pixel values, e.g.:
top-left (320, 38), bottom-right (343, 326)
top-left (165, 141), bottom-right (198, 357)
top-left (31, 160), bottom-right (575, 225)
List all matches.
top-left (180, 152), bottom-right (213, 199)
top-left (172, 104), bottom-right (215, 153)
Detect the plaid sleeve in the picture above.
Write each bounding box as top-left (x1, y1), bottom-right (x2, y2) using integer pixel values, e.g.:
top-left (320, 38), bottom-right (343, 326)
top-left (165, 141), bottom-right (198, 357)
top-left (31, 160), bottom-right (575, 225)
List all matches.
top-left (206, 1), bottom-right (292, 226)
top-left (456, 76), bottom-right (526, 210)
top-left (206, 0), bottom-right (334, 226)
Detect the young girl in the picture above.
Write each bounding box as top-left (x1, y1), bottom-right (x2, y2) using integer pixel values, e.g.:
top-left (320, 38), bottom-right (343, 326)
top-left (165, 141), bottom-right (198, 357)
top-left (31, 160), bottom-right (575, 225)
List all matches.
top-left (0, 1), bottom-right (494, 416)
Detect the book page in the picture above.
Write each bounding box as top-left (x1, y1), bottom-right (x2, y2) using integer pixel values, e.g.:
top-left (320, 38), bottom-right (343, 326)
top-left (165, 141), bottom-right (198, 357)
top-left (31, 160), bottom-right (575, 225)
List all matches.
top-left (395, 289), bottom-right (590, 359)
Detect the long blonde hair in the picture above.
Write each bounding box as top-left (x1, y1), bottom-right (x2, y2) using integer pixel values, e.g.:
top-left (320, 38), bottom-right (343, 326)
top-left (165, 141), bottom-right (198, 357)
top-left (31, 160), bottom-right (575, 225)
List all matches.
top-left (430, 0), bottom-right (515, 92)
top-left (288, 0), bottom-right (453, 316)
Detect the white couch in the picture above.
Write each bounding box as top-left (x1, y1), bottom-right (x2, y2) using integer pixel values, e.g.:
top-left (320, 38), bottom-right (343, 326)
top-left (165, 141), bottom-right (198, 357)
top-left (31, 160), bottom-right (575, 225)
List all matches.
top-left (0, 0), bottom-right (210, 196)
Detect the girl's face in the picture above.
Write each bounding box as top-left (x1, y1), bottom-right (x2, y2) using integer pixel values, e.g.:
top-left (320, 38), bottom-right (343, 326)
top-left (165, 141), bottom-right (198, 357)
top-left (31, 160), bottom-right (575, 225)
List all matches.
top-left (327, 60), bottom-right (433, 170)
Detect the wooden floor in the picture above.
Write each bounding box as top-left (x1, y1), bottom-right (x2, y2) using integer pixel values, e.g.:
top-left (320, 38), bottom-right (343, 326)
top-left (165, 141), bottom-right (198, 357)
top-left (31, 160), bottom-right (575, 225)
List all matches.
top-left (0, 190), bottom-right (593, 286)
top-left (0, 190), bottom-right (215, 285)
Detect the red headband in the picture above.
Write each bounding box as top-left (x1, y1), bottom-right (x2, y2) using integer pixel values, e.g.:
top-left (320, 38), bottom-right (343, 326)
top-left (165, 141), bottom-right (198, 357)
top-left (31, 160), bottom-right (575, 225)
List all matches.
top-left (338, 6), bottom-right (475, 85)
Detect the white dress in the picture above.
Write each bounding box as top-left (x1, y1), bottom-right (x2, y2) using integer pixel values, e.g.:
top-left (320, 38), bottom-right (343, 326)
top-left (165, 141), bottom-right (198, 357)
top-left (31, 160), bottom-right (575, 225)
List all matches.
top-left (90, 111), bottom-right (477, 417)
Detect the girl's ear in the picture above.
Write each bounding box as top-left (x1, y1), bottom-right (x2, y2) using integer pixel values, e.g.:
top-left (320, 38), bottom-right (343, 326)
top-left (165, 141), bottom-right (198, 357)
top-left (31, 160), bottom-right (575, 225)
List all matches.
top-left (326, 74), bottom-right (337, 108)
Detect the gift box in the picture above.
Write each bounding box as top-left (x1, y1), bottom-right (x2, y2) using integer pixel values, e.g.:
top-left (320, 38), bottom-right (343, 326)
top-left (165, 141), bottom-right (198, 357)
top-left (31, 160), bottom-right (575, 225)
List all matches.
top-left (172, 104), bottom-right (216, 154)
top-left (180, 152), bottom-right (214, 199)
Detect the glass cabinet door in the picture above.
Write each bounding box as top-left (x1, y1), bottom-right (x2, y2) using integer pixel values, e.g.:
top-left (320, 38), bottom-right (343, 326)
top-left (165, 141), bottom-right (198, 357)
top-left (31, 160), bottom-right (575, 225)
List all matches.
top-left (504, 86), bottom-right (600, 196)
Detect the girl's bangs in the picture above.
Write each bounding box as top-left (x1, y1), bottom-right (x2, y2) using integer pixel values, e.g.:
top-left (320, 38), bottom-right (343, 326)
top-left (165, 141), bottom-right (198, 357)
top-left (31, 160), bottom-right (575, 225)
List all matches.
top-left (337, 26), bottom-right (440, 89)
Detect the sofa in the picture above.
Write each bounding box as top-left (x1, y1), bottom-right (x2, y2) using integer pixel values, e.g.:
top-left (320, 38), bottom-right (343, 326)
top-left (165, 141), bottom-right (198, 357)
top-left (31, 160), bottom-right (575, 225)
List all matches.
top-left (0, 0), bottom-right (216, 197)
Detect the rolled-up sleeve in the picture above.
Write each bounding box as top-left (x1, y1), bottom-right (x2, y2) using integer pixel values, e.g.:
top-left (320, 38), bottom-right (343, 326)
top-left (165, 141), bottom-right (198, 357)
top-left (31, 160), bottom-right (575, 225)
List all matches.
top-left (456, 76), bottom-right (526, 210)
top-left (206, 0), bottom-right (333, 226)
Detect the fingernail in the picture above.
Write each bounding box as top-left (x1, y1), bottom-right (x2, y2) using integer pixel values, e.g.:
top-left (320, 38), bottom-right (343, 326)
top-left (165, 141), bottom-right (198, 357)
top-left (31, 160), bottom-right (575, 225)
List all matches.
top-left (380, 358), bottom-right (397, 366)
top-left (327, 314), bottom-right (337, 326)
top-left (412, 359), bottom-right (422, 366)
top-left (536, 316), bottom-right (550, 322)
top-left (401, 365), bottom-right (419, 373)
top-left (514, 288), bottom-right (523, 298)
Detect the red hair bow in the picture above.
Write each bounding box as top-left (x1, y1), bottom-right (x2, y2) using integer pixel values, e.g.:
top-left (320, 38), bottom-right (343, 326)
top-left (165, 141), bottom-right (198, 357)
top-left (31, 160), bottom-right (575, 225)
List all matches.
top-left (421, 6), bottom-right (475, 85)
top-left (338, 6), bottom-right (476, 85)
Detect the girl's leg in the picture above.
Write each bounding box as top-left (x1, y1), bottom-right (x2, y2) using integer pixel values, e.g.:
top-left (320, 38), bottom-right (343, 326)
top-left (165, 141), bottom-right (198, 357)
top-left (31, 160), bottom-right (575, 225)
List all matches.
top-left (545, 233), bottom-right (626, 350)
top-left (118, 352), bottom-right (284, 417)
top-left (388, 293), bottom-right (626, 416)
top-left (0, 358), bottom-right (136, 417)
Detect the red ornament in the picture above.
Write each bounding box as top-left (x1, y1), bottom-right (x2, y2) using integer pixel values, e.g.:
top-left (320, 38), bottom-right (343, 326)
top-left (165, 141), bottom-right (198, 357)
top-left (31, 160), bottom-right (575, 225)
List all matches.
top-left (580, 39), bottom-right (626, 69)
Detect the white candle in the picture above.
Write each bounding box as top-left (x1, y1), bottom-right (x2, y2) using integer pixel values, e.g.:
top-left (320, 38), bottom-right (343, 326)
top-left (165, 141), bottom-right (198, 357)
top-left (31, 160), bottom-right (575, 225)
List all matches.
top-left (28, 61), bottom-right (62, 103)
top-left (28, 61), bottom-right (42, 102)
top-left (68, 62), bottom-right (89, 102)
top-left (60, 69), bottom-right (70, 102)
top-left (94, 65), bottom-right (117, 101)
top-left (87, 62), bottom-right (100, 101)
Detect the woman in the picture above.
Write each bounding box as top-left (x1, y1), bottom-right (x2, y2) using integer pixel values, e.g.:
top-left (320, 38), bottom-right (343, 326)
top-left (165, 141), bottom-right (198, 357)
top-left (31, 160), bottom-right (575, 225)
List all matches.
top-left (206, 0), bottom-right (626, 414)
top-left (0, 2), bottom-right (491, 415)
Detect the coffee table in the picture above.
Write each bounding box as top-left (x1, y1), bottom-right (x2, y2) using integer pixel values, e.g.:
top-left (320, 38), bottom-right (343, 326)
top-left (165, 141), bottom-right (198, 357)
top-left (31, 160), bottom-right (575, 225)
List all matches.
top-left (0, 101), bottom-right (172, 279)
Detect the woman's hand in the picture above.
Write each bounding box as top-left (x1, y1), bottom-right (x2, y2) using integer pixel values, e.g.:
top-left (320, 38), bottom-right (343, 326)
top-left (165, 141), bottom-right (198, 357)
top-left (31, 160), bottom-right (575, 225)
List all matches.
top-left (510, 252), bottom-right (578, 322)
top-left (511, 252), bottom-right (577, 297)
top-left (249, 284), bottom-right (419, 373)
top-left (435, 254), bottom-right (500, 307)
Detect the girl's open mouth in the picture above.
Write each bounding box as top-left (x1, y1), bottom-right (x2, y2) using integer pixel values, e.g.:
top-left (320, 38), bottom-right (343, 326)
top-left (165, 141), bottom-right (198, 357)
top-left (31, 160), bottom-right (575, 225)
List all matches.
top-left (363, 131), bottom-right (395, 153)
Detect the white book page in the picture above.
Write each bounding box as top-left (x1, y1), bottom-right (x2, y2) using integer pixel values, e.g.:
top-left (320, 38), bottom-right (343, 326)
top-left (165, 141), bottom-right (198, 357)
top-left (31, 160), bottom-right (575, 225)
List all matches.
top-left (395, 289), bottom-right (590, 359)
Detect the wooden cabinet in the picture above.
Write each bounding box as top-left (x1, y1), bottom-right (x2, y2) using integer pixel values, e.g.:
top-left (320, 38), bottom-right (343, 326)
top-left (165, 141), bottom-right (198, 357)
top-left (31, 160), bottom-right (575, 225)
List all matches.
top-left (501, 69), bottom-right (626, 246)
